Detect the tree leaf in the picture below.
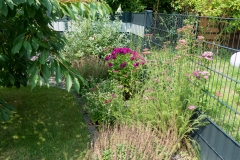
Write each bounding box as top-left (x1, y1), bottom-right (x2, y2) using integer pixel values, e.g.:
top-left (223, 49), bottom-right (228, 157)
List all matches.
top-left (28, 61), bottom-right (38, 74)
top-left (0, 108), bottom-right (9, 121)
top-left (30, 73), bottom-right (38, 90)
top-left (5, 103), bottom-right (17, 111)
top-left (0, 54), bottom-right (9, 62)
top-left (11, 40), bottom-right (23, 54)
top-left (90, 3), bottom-right (97, 19)
top-left (8, 73), bottom-right (15, 85)
top-left (66, 74), bottom-right (72, 92)
top-left (4, 107), bottom-right (12, 116)
top-left (38, 41), bottom-right (50, 49)
top-left (39, 51), bottom-right (49, 64)
top-left (31, 37), bottom-right (39, 50)
top-left (13, 33), bottom-right (25, 45)
top-left (42, 64), bottom-right (50, 84)
top-left (23, 41), bottom-right (32, 56)
top-left (6, 0), bottom-right (14, 10)
top-left (26, 5), bottom-right (36, 17)
top-left (61, 3), bottom-right (75, 20)
top-left (73, 77), bottom-right (80, 93)
top-left (38, 75), bottom-right (43, 86)
top-left (0, 1), bottom-right (2, 10)
top-left (42, 0), bottom-right (52, 13)
top-left (71, 3), bottom-right (79, 15)
top-left (28, 0), bottom-right (34, 5)
top-left (1, 1), bottom-right (8, 16)
top-left (29, 66), bottom-right (38, 89)
top-left (55, 62), bottom-right (62, 83)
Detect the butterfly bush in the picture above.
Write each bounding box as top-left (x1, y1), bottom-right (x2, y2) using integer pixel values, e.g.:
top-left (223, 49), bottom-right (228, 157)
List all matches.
top-left (105, 47), bottom-right (145, 99)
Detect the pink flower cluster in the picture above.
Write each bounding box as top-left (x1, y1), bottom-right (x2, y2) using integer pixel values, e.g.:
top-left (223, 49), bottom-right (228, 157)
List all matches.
top-left (199, 51), bottom-right (214, 60)
top-left (175, 39), bottom-right (188, 50)
top-left (105, 47), bottom-right (145, 69)
top-left (192, 70), bottom-right (210, 79)
top-left (105, 48), bottom-right (134, 62)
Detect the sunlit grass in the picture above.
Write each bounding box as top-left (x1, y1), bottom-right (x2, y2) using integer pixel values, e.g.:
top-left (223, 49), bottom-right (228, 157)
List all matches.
top-left (0, 86), bottom-right (90, 160)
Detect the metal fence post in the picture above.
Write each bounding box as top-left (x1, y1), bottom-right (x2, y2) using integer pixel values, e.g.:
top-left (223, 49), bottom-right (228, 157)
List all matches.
top-left (142, 10), bottom-right (153, 50)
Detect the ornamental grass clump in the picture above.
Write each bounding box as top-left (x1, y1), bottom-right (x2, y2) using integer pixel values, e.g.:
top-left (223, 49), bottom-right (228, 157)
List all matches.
top-left (85, 124), bottom-right (185, 160)
top-left (105, 47), bottom-right (145, 99)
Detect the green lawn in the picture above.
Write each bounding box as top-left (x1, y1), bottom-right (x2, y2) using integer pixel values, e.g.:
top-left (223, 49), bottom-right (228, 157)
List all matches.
top-left (0, 86), bottom-right (90, 160)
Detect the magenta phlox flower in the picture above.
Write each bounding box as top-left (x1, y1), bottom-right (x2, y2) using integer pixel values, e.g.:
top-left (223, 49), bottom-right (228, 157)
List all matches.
top-left (120, 62), bottom-right (127, 68)
top-left (108, 62), bottom-right (113, 67)
top-left (105, 55), bottom-right (111, 61)
top-left (133, 51), bottom-right (137, 56)
top-left (130, 56), bottom-right (135, 61)
top-left (111, 54), bottom-right (117, 59)
top-left (140, 60), bottom-right (146, 65)
top-left (133, 62), bottom-right (139, 68)
top-left (188, 105), bottom-right (196, 110)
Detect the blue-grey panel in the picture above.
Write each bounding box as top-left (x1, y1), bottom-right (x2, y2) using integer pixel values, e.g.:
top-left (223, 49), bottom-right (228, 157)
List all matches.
top-left (192, 118), bottom-right (240, 160)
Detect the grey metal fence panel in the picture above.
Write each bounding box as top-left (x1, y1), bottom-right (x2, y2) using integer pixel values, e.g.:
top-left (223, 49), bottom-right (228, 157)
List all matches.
top-left (143, 11), bottom-right (240, 160)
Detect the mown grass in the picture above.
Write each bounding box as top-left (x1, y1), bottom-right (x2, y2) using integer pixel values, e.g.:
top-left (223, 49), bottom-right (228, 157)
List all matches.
top-left (0, 86), bottom-right (90, 160)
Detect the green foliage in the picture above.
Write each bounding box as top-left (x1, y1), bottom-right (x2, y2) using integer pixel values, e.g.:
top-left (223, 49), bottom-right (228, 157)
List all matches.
top-left (83, 79), bottom-right (126, 124)
top-left (0, 0), bottom-right (112, 121)
top-left (105, 0), bottom-right (173, 13)
top-left (171, 0), bottom-right (240, 18)
top-left (63, 14), bottom-right (129, 59)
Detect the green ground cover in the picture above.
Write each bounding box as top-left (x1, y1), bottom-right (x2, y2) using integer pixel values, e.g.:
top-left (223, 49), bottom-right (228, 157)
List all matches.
top-left (0, 86), bottom-right (90, 160)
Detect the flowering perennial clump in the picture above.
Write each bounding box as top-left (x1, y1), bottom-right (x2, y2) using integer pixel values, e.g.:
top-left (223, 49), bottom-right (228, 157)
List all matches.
top-left (105, 47), bottom-right (145, 99)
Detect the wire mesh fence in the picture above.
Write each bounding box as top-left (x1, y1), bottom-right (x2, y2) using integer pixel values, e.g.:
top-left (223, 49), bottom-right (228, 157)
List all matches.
top-left (144, 12), bottom-right (240, 159)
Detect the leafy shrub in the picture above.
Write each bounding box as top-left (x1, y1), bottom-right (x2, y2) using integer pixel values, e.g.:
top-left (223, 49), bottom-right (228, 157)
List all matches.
top-left (83, 79), bottom-right (126, 124)
top-left (63, 15), bottom-right (130, 59)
